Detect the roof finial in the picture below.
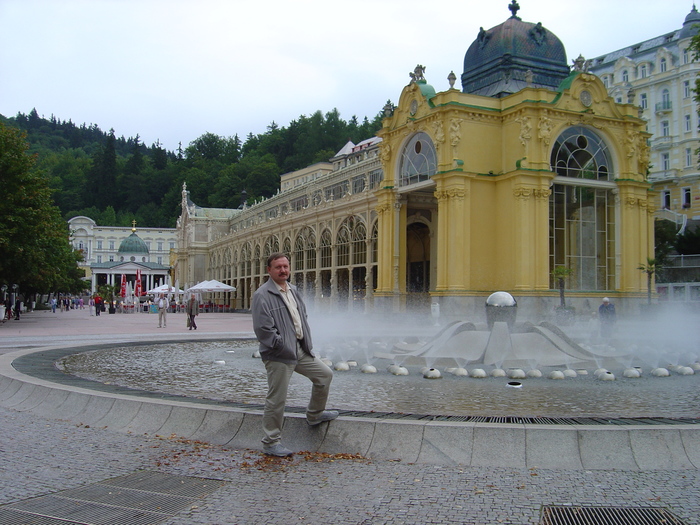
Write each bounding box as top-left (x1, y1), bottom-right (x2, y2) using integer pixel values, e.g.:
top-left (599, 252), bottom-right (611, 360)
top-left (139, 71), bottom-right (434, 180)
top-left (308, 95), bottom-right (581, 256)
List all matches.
top-left (131, 220), bottom-right (137, 233)
top-left (508, 0), bottom-right (520, 19)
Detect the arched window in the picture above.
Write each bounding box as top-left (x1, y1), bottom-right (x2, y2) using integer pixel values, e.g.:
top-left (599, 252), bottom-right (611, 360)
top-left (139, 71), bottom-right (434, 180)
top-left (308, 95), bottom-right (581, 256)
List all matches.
top-left (336, 226), bottom-right (350, 266)
top-left (660, 57), bottom-right (667, 73)
top-left (622, 70), bottom-right (628, 83)
top-left (661, 88), bottom-right (671, 110)
top-left (320, 230), bottom-right (332, 268)
top-left (399, 132), bottom-right (437, 186)
top-left (550, 126), bottom-right (616, 291)
top-left (294, 227), bottom-right (315, 271)
top-left (551, 126), bottom-right (612, 181)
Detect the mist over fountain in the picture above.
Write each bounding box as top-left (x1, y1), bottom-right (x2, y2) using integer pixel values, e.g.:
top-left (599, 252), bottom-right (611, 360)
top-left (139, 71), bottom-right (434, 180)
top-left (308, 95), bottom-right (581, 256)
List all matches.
top-left (313, 293), bottom-right (699, 380)
top-left (57, 292), bottom-right (700, 419)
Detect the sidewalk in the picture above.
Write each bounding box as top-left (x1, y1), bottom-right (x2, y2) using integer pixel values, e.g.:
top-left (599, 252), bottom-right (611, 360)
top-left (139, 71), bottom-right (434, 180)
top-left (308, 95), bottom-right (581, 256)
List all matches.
top-left (1, 310), bottom-right (699, 524)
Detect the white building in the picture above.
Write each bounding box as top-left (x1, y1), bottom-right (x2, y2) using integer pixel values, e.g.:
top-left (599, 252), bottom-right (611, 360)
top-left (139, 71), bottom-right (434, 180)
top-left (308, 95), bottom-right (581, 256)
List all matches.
top-left (589, 5), bottom-right (700, 229)
top-left (68, 216), bottom-right (177, 293)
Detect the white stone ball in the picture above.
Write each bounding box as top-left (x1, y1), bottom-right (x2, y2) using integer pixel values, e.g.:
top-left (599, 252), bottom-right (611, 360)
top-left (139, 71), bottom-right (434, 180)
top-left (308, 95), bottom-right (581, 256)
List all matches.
top-left (470, 368), bottom-right (487, 378)
top-left (678, 366), bottom-right (695, 376)
top-left (321, 358), bottom-right (333, 367)
top-left (548, 370), bottom-right (565, 380)
top-left (491, 368), bottom-right (507, 378)
top-left (423, 368), bottom-right (442, 379)
top-left (508, 369), bottom-right (526, 379)
top-left (334, 361), bottom-right (350, 371)
top-left (214, 360), bottom-right (226, 365)
top-left (651, 367), bottom-right (670, 377)
top-left (445, 367), bottom-right (457, 374)
top-left (360, 364), bottom-right (377, 374)
top-left (387, 364), bottom-right (400, 374)
top-left (598, 371), bottom-right (616, 381)
top-left (347, 360), bottom-right (358, 367)
top-left (576, 369), bottom-right (589, 375)
top-left (526, 369), bottom-right (542, 378)
top-left (690, 362), bottom-right (700, 371)
top-left (451, 367), bottom-right (469, 376)
top-left (623, 368), bottom-right (641, 378)
top-left (562, 369), bottom-right (578, 378)
top-left (594, 368), bottom-right (609, 377)
top-left (393, 366), bottom-right (409, 376)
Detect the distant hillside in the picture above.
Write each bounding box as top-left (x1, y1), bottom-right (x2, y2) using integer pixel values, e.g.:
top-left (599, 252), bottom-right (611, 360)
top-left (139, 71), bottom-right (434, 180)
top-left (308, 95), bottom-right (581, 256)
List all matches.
top-left (1, 106), bottom-right (384, 228)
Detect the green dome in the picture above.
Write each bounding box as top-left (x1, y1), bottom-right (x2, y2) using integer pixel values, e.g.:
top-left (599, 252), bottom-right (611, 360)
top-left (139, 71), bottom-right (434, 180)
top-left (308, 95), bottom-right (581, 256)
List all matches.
top-left (118, 232), bottom-right (149, 254)
top-left (679, 5), bottom-right (700, 40)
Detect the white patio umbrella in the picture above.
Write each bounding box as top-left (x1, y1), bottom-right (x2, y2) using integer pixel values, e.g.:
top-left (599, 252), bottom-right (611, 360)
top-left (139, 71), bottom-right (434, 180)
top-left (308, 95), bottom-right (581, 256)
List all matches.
top-left (147, 283), bottom-right (185, 295)
top-left (187, 279), bottom-right (236, 292)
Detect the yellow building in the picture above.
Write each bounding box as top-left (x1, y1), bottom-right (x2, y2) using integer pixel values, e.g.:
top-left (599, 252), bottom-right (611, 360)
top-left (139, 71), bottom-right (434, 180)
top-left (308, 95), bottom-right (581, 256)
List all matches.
top-left (176, 3), bottom-right (654, 318)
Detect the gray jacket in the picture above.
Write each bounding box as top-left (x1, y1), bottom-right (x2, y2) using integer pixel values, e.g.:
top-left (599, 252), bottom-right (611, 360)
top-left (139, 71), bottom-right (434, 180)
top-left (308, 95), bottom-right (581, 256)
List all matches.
top-left (251, 278), bottom-right (314, 364)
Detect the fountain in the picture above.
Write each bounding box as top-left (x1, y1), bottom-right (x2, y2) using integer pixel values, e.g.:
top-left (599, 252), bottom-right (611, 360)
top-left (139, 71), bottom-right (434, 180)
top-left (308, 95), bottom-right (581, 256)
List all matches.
top-left (55, 292), bottom-right (699, 420)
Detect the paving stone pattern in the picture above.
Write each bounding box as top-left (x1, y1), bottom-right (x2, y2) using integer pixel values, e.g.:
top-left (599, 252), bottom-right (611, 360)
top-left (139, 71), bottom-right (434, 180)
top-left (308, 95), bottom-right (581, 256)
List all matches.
top-left (2, 405), bottom-right (698, 525)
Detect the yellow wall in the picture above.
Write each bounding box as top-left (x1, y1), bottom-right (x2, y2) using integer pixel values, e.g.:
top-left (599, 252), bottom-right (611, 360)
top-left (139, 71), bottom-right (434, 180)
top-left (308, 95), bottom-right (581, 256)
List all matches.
top-left (375, 73), bottom-right (652, 313)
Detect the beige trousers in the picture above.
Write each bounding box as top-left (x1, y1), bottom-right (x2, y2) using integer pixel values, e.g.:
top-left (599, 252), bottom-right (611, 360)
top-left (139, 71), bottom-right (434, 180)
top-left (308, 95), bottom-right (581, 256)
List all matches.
top-left (261, 343), bottom-right (333, 445)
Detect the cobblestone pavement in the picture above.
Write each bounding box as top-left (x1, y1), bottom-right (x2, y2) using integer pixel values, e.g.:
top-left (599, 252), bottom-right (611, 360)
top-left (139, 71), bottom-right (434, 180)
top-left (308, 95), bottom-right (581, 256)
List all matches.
top-left (2, 310), bottom-right (700, 524)
top-left (1, 404), bottom-right (699, 525)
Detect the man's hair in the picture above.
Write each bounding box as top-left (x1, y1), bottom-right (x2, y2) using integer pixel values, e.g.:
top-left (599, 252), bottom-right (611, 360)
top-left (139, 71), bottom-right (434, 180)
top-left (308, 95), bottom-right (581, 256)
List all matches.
top-left (267, 252), bottom-right (289, 268)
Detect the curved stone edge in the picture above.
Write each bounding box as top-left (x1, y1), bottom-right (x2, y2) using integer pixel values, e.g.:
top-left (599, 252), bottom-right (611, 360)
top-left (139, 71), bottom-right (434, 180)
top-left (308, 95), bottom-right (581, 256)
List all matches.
top-left (2, 346), bottom-right (700, 470)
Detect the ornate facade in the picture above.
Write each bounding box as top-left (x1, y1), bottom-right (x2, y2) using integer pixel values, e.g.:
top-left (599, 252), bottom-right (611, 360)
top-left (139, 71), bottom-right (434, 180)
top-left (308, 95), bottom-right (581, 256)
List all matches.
top-left (69, 216), bottom-right (176, 293)
top-left (589, 6), bottom-right (700, 230)
top-left (175, 3), bottom-right (654, 318)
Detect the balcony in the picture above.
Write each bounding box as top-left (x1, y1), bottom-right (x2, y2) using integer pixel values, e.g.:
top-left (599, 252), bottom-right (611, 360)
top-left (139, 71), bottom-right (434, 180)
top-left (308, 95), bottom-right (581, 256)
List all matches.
top-left (655, 101), bottom-right (672, 114)
top-left (651, 135), bottom-right (673, 150)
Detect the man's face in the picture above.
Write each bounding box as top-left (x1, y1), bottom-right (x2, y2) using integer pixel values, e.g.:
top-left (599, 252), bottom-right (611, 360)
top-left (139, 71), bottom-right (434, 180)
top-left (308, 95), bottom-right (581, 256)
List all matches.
top-left (268, 257), bottom-right (290, 286)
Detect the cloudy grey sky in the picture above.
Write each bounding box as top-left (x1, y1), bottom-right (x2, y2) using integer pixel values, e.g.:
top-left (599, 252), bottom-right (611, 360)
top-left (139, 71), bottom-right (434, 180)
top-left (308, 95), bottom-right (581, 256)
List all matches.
top-left (0, 0), bottom-right (692, 152)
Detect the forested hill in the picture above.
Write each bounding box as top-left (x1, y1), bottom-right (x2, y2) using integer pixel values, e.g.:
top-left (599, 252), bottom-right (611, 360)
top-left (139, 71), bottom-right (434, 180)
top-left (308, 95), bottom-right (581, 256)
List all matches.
top-left (0, 107), bottom-right (384, 228)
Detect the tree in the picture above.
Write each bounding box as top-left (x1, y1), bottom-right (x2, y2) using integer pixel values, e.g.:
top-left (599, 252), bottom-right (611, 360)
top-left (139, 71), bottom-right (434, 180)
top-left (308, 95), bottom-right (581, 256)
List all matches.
top-left (0, 123), bottom-right (83, 295)
top-left (552, 266), bottom-right (574, 307)
top-left (86, 129), bottom-right (118, 209)
top-left (674, 225), bottom-right (700, 254)
top-left (638, 258), bottom-right (659, 305)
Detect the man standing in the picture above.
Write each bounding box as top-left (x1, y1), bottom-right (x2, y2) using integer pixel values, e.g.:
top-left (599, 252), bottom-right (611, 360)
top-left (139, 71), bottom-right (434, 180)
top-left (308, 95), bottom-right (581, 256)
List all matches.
top-left (157, 293), bottom-right (167, 328)
top-left (598, 297), bottom-right (616, 340)
top-left (252, 253), bottom-right (337, 457)
top-left (186, 293), bottom-right (199, 330)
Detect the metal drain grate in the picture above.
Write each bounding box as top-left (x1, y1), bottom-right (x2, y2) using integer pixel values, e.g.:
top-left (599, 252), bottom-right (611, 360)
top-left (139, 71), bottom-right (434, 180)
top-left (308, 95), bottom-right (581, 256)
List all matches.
top-left (0, 470), bottom-right (227, 525)
top-left (541, 505), bottom-right (688, 525)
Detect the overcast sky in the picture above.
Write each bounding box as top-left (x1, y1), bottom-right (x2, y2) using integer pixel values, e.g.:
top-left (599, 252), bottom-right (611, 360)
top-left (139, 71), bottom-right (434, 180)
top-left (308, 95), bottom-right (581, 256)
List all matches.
top-left (0, 0), bottom-right (693, 152)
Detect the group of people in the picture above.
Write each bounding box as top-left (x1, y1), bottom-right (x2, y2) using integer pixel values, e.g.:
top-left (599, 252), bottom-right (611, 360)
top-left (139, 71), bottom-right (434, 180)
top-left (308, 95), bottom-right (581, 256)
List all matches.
top-left (153, 293), bottom-right (200, 329)
top-left (49, 297), bottom-right (86, 313)
top-left (3, 298), bottom-right (22, 320)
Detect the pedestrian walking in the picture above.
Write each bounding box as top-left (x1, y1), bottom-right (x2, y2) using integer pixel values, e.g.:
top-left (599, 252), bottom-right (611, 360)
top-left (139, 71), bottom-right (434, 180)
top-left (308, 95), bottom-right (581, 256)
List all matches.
top-left (598, 297), bottom-right (616, 340)
top-left (186, 293), bottom-right (199, 330)
top-left (157, 294), bottom-right (167, 328)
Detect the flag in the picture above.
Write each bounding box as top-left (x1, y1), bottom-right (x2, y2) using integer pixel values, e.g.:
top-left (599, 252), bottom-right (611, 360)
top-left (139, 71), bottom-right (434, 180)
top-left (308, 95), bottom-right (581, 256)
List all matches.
top-left (135, 269), bottom-right (142, 297)
top-left (120, 274), bottom-right (127, 298)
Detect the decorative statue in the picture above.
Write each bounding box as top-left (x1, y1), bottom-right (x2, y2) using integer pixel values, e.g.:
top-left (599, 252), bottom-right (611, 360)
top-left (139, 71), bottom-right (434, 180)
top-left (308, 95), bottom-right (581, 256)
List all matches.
top-left (409, 64), bottom-right (426, 83)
